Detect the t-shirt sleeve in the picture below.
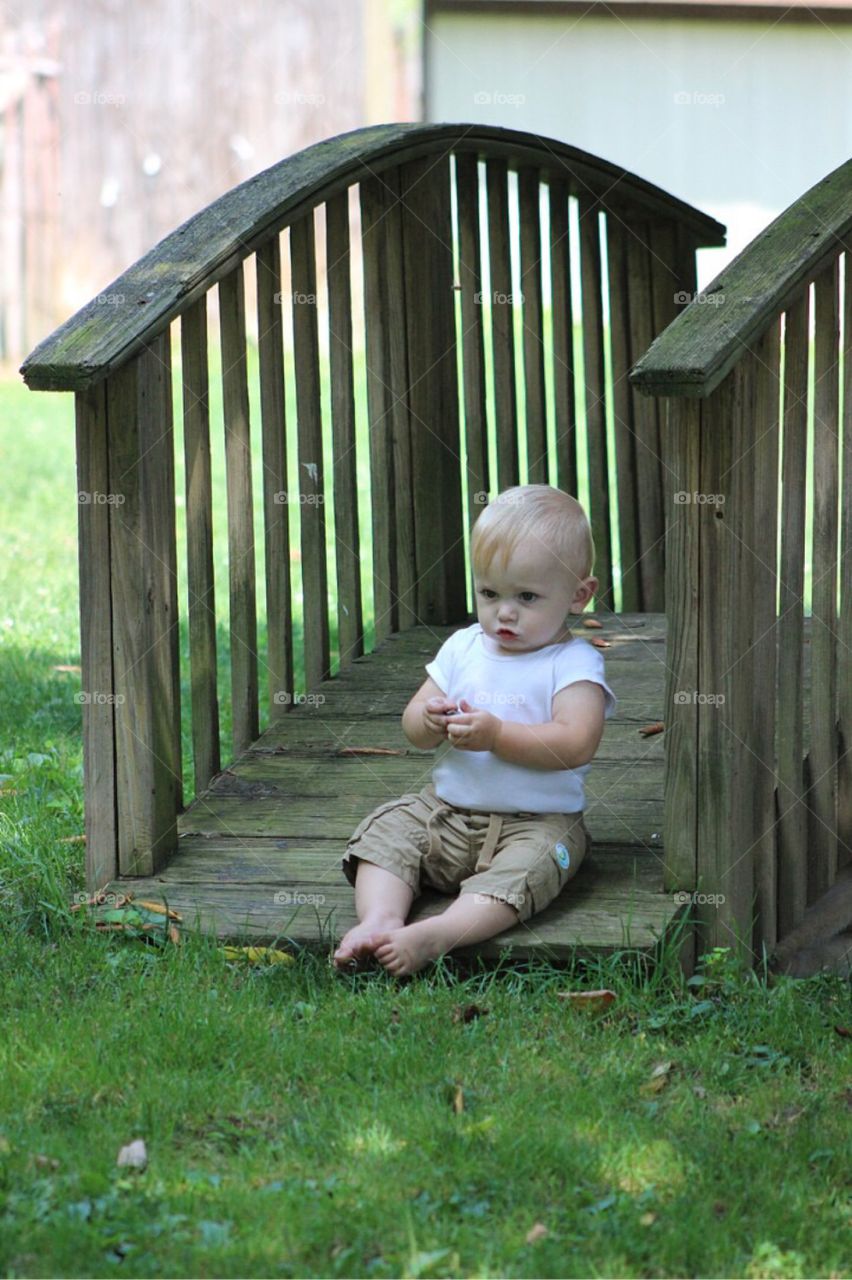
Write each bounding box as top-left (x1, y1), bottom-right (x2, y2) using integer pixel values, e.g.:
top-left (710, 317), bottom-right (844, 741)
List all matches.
top-left (553, 639), bottom-right (618, 720)
top-left (424, 630), bottom-right (461, 696)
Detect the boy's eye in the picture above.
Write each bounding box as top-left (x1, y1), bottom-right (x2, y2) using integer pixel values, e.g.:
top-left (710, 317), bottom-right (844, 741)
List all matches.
top-left (519, 592), bottom-right (537, 603)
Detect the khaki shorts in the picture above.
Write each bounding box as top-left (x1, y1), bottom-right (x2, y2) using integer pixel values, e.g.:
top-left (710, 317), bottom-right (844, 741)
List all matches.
top-left (341, 782), bottom-right (589, 924)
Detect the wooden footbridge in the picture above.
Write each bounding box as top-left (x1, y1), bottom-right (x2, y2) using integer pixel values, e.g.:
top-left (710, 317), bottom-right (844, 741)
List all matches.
top-left (21, 124), bottom-right (850, 972)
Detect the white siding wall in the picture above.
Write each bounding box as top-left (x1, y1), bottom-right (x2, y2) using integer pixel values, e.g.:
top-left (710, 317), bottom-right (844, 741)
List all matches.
top-left (425, 10), bottom-right (852, 286)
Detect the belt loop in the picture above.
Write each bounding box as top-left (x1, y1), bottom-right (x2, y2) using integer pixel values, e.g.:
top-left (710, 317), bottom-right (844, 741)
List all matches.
top-left (425, 803), bottom-right (454, 862)
top-left (474, 812), bottom-right (503, 872)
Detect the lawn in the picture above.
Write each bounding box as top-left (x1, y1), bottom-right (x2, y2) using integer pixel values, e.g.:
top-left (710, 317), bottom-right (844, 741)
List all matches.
top-left (0, 370), bottom-right (848, 1279)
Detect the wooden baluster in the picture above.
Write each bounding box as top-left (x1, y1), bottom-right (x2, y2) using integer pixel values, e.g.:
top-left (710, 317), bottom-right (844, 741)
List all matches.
top-left (326, 192), bottom-right (365, 668)
top-left (486, 157), bottom-right (518, 489)
top-left (518, 167), bottom-right (547, 483)
top-left (606, 214), bottom-right (640, 612)
top-left (549, 179), bottom-right (578, 500)
top-left (360, 175), bottom-right (399, 644)
top-left (455, 152), bottom-right (489, 532)
top-left (839, 250), bottom-right (852, 870)
top-left (743, 325), bottom-right (781, 954)
top-left (181, 297), bottom-right (220, 795)
top-left (578, 195), bottom-right (612, 612)
top-left (290, 213), bottom-right (331, 690)
top-left (107, 334), bottom-right (181, 874)
top-left (625, 219), bottom-right (663, 612)
top-left (809, 259), bottom-right (840, 902)
top-left (256, 236), bottom-right (294, 713)
top-left (75, 381), bottom-right (117, 889)
top-left (399, 154), bottom-right (466, 624)
top-left (219, 265), bottom-right (259, 754)
top-left (777, 289), bottom-right (810, 938)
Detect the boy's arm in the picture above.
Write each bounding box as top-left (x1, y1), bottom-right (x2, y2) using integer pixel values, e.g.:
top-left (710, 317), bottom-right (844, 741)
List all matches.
top-left (492, 681), bottom-right (606, 771)
top-left (402, 676), bottom-right (452, 749)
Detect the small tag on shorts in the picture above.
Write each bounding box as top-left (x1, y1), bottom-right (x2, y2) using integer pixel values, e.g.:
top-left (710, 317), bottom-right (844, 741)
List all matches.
top-left (554, 842), bottom-right (571, 869)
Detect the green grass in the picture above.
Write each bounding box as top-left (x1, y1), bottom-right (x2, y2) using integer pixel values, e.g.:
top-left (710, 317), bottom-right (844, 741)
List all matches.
top-left (1, 372), bottom-right (849, 1278)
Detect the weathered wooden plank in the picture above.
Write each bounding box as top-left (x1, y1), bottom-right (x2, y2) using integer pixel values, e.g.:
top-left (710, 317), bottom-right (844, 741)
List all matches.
top-left (630, 157), bottom-right (852, 398)
top-left (255, 236), bottom-right (294, 716)
top-left (606, 215), bottom-right (640, 612)
top-left (578, 196), bottom-right (612, 612)
top-left (107, 338), bottom-right (181, 875)
top-left (776, 289), bottom-right (809, 938)
top-left (454, 152), bottom-right (489, 533)
top-left (289, 213), bottom-right (331, 692)
top-left (325, 194), bottom-right (364, 670)
top-left (21, 123), bottom-right (724, 392)
top-left (180, 297), bottom-right (220, 796)
top-left (399, 154), bottom-right (466, 624)
top-left (808, 260), bottom-right (840, 902)
top-left (359, 176), bottom-right (398, 644)
top-left (75, 382), bottom-right (118, 890)
top-left (660, 397), bottom-right (699, 895)
top-left (625, 219), bottom-right (665, 612)
top-left (746, 324), bottom-right (781, 952)
top-left (839, 250), bottom-right (852, 870)
top-left (219, 265), bottom-right (259, 756)
top-left (645, 218), bottom-right (680, 614)
top-left (486, 157), bottom-right (518, 487)
top-left (696, 367), bottom-right (754, 962)
top-left (549, 180), bottom-right (578, 500)
top-left (518, 167), bottom-right (547, 482)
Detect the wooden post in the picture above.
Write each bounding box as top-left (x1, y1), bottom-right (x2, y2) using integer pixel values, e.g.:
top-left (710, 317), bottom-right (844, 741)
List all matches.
top-left (106, 336), bottom-right (181, 876)
top-left (75, 382), bottom-right (118, 891)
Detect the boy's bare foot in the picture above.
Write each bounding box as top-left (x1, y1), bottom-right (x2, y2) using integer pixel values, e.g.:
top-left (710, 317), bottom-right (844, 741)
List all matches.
top-left (371, 920), bottom-right (444, 977)
top-left (332, 917), bottom-right (406, 971)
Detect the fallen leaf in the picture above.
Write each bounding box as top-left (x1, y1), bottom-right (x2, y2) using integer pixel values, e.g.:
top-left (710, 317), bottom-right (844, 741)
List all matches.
top-left (525, 1222), bottom-right (549, 1243)
top-left (52, 664), bottom-right (81, 674)
top-left (834, 1026), bottom-right (851, 1037)
top-left (590, 637), bottom-right (611, 648)
top-left (336, 746), bottom-right (407, 756)
top-left (60, 834), bottom-right (86, 844)
top-left (221, 946), bottom-right (294, 965)
top-left (556, 988), bottom-right (617, 1013)
top-left (713, 1200), bottom-right (727, 1218)
top-left (452, 1003), bottom-right (488, 1024)
top-left (639, 722), bottom-right (665, 737)
top-left (452, 1083), bottom-right (464, 1114)
top-left (639, 1211), bottom-right (657, 1226)
top-left (33, 1153), bottom-right (59, 1170)
top-left (116, 1139), bottom-right (147, 1171)
top-left (582, 618), bottom-right (603, 629)
top-left (136, 900), bottom-right (183, 920)
top-left (639, 1061), bottom-right (675, 1095)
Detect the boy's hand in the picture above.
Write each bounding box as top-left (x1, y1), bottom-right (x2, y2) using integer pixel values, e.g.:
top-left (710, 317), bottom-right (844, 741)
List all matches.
top-left (422, 696), bottom-right (460, 739)
top-left (444, 698), bottom-right (501, 752)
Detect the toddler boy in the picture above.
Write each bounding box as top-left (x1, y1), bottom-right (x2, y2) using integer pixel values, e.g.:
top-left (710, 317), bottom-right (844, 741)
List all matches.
top-left (332, 484), bottom-right (617, 975)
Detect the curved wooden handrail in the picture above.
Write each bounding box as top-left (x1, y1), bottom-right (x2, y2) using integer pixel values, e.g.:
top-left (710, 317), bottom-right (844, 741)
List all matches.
top-left (629, 156), bottom-right (852, 398)
top-left (21, 121), bottom-right (724, 391)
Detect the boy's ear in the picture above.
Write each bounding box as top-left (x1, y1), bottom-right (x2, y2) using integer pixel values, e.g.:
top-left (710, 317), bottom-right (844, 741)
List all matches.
top-left (568, 576), bottom-right (598, 612)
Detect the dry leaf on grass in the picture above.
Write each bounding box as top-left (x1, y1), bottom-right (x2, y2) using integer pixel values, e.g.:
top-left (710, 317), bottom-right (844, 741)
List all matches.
top-left (525, 1222), bottom-right (550, 1243)
top-left (116, 1139), bottom-right (147, 1171)
top-left (221, 946), bottom-right (294, 965)
top-left (639, 1061), bottom-right (675, 1095)
top-left (556, 988), bottom-right (617, 1013)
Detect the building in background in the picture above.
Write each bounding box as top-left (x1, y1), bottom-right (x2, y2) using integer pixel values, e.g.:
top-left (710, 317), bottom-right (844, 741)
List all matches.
top-left (0, 0), bottom-right (422, 364)
top-left (423, 0), bottom-right (852, 288)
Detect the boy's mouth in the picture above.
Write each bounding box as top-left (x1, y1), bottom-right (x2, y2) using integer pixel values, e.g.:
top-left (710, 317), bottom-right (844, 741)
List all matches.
top-left (496, 628), bottom-right (517, 638)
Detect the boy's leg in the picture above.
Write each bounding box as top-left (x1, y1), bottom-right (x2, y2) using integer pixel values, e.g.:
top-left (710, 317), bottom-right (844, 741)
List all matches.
top-left (372, 892), bottom-right (518, 976)
top-left (332, 859), bottom-right (415, 969)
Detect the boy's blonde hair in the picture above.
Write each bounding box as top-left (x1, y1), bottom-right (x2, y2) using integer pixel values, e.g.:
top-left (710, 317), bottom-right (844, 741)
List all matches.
top-left (470, 485), bottom-right (595, 584)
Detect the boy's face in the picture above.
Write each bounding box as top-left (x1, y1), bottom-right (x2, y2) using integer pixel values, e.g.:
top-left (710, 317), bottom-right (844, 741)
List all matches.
top-left (474, 538), bottom-right (597, 654)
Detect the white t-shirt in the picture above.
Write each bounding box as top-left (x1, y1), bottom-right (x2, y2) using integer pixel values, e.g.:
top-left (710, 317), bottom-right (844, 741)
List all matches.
top-left (424, 623), bottom-right (617, 813)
